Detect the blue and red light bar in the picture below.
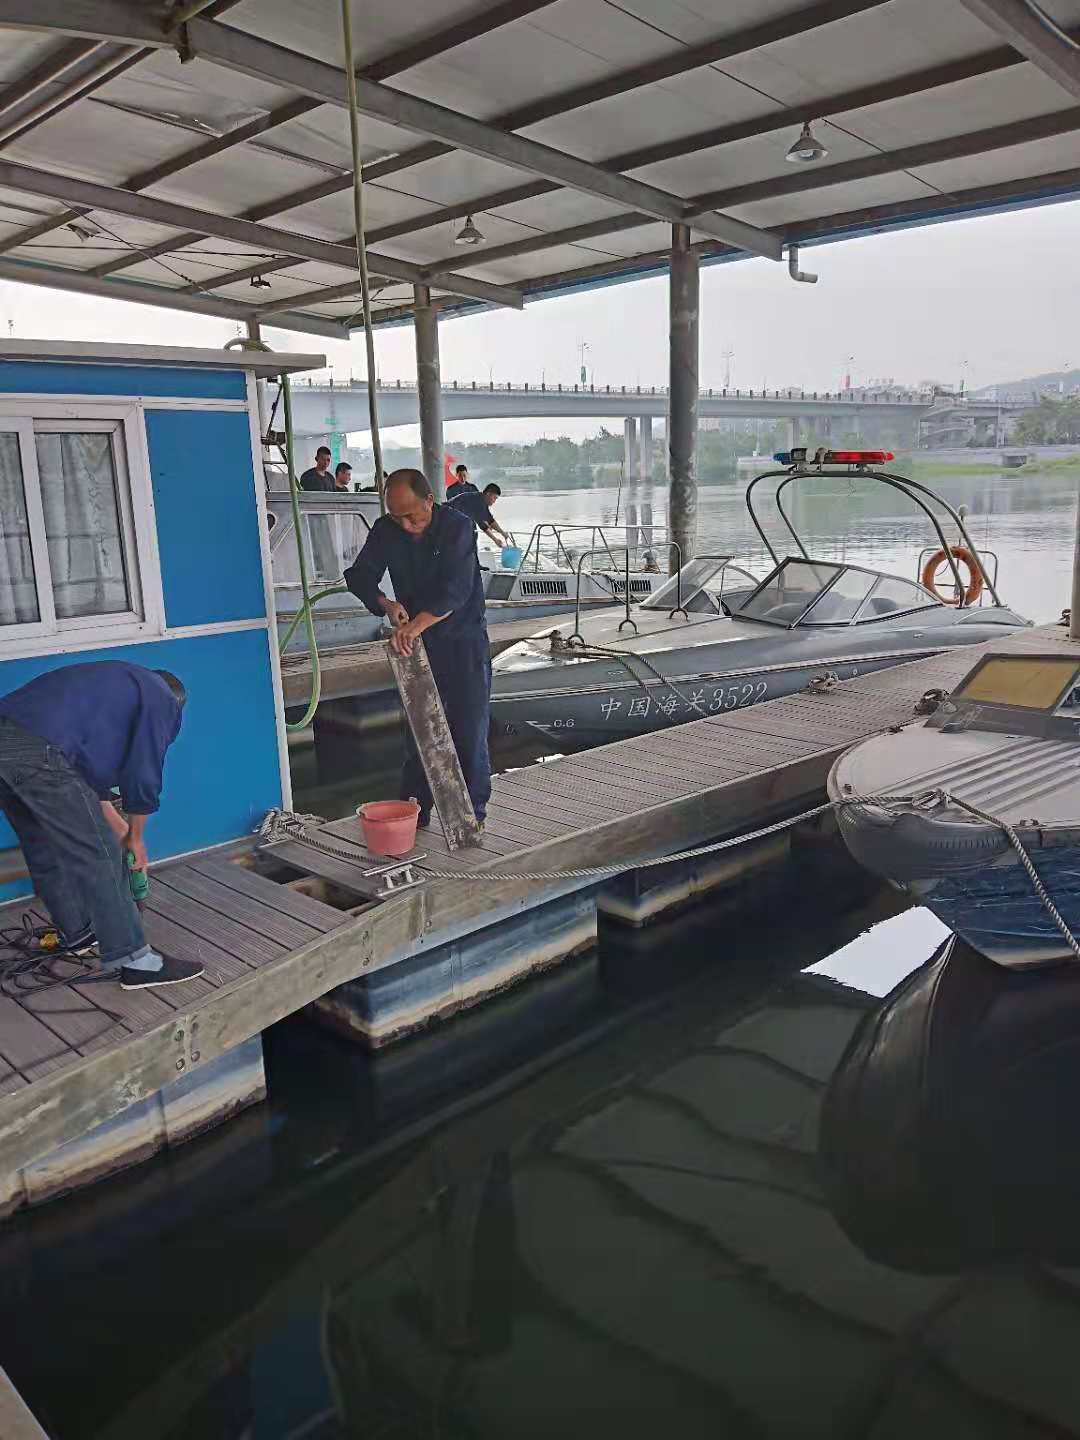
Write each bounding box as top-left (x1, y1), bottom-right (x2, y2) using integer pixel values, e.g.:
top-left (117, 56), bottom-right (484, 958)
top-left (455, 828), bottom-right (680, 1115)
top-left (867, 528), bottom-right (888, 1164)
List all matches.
top-left (773, 447), bottom-right (895, 466)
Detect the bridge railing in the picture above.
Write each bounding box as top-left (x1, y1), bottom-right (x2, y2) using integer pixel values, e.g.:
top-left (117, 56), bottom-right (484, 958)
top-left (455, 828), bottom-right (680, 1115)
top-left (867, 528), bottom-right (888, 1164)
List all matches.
top-left (298, 377), bottom-right (937, 405)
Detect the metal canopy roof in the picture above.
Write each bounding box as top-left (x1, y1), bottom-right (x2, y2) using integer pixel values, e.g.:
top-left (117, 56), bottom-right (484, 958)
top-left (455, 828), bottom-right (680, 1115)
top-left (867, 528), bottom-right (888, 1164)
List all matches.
top-left (0, 0), bottom-right (1077, 338)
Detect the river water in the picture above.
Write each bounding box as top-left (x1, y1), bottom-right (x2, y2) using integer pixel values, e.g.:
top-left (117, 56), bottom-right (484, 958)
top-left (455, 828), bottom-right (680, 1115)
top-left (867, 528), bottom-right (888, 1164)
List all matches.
top-left (5, 469), bottom-right (1080, 1438)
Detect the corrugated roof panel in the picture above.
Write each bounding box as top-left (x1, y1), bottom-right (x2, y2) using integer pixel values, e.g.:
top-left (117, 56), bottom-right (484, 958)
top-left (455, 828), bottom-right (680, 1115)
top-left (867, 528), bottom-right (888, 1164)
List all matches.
top-left (913, 130), bottom-right (1080, 193)
top-left (833, 65), bottom-right (1078, 152)
top-left (223, 0), bottom-right (497, 73)
top-left (722, 1), bottom-right (1002, 103)
top-left (633, 126), bottom-right (882, 199)
top-left (728, 173), bottom-right (934, 229)
top-left (523, 77), bottom-right (776, 164)
top-left (4, 107), bottom-right (195, 189)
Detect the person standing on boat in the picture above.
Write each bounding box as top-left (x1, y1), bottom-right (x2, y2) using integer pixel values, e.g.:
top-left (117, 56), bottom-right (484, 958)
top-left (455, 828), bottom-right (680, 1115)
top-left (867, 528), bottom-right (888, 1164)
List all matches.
top-left (334, 461), bottom-right (353, 491)
top-left (449, 483), bottom-right (513, 548)
top-left (343, 469), bottom-right (491, 829)
top-left (300, 445), bottom-right (334, 491)
top-left (446, 463), bottom-right (478, 502)
top-left (0, 662), bottom-right (203, 989)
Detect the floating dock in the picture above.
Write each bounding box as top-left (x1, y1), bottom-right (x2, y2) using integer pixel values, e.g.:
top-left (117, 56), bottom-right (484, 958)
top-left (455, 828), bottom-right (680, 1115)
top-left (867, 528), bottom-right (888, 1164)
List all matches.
top-left (0, 621), bottom-right (1074, 1211)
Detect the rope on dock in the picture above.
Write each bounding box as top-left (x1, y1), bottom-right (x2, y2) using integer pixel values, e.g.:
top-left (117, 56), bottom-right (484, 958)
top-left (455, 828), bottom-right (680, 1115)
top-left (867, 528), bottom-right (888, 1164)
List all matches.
top-left (261, 793), bottom-right (1080, 961)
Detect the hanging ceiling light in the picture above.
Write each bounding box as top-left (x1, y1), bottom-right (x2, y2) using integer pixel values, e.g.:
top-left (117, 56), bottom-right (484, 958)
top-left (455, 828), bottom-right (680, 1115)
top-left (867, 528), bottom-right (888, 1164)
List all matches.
top-left (786, 121), bottom-right (828, 163)
top-left (249, 274), bottom-right (272, 289)
top-left (455, 214), bottom-right (485, 246)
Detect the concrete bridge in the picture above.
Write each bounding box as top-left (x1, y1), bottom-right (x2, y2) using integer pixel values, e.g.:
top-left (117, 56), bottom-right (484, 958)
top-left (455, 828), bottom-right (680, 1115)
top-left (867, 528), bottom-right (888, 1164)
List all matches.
top-left (289, 378), bottom-right (936, 435)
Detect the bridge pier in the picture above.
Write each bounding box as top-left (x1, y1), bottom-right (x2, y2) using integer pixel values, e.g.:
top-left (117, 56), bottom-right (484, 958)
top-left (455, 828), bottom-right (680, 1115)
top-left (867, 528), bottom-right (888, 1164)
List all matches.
top-left (639, 413), bottom-right (653, 482)
top-left (669, 223), bottom-right (699, 563)
top-left (623, 416), bottom-right (638, 485)
top-left (413, 284), bottom-right (445, 499)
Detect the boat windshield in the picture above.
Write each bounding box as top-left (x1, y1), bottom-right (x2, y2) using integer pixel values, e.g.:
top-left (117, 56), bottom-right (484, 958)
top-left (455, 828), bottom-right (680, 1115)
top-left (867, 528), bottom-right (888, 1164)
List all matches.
top-left (640, 556), bottom-right (733, 611)
top-left (736, 558), bottom-right (940, 628)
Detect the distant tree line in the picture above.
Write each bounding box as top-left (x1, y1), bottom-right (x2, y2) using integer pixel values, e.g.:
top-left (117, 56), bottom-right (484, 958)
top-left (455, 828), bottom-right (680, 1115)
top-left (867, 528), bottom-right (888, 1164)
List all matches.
top-left (1014, 395), bottom-right (1080, 446)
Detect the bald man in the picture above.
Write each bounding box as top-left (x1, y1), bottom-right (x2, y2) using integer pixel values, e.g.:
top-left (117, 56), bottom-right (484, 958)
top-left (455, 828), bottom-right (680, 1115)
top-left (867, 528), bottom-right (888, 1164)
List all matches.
top-left (343, 469), bottom-right (491, 829)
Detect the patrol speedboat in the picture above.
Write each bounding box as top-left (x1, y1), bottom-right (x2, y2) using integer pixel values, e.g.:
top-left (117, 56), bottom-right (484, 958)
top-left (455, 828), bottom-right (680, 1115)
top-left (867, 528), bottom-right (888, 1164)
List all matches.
top-left (491, 452), bottom-right (1030, 750)
top-left (831, 647), bottom-right (1080, 969)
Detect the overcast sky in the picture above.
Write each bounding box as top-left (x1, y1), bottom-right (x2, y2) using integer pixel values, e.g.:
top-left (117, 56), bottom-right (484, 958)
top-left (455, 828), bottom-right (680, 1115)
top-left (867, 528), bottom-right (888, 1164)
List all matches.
top-left (6, 196), bottom-right (1077, 445)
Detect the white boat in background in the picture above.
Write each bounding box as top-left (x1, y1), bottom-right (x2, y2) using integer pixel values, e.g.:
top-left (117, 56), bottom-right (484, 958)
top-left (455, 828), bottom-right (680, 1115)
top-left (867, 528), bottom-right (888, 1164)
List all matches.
top-left (265, 478), bottom-right (666, 652)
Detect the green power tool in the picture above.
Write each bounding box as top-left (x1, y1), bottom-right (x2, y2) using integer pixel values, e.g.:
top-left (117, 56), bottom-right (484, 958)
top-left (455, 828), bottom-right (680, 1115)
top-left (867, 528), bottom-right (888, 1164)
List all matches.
top-left (126, 850), bottom-right (149, 910)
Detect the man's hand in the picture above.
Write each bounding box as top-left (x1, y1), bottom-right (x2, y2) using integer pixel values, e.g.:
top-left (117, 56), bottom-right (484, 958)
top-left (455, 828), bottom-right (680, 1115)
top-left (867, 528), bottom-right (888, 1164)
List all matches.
top-left (100, 800), bottom-right (128, 843)
top-left (127, 835), bottom-right (150, 873)
top-left (380, 597), bottom-right (410, 628)
top-left (390, 617), bottom-right (424, 656)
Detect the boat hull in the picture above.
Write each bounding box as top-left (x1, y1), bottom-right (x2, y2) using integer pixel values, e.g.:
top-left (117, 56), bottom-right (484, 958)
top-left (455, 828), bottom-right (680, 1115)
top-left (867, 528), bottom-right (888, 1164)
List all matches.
top-left (836, 800), bottom-right (1080, 968)
top-left (495, 652), bottom-right (906, 750)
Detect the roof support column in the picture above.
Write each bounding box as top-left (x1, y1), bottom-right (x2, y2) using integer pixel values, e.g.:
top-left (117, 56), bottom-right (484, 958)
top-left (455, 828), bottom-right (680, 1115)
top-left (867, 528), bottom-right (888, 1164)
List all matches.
top-left (414, 284), bottom-right (445, 500)
top-left (668, 223), bottom-right (699, 564)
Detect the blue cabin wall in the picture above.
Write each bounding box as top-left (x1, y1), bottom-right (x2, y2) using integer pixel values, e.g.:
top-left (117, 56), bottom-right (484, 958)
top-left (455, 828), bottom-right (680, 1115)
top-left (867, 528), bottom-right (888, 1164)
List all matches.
top-left (0, 360), bottom-right (284, 903)
top-left (146, 409), bottom-right (267, 628)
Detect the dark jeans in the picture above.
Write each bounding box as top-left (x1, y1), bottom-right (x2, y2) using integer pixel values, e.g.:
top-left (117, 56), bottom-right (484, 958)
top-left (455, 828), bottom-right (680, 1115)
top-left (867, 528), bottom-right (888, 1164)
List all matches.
top-left (400, 627), bottom-right (492, 822)
top-left (0, 717), bottom-right (148, 966)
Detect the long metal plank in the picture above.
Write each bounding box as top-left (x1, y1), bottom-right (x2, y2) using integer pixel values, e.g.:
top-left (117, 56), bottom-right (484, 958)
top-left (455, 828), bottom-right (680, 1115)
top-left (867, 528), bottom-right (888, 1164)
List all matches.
top-left (148, 884), bottom-right (285, 968)
top-left (191, 858), bottom-right (348, 932)
top-left (161, 866), bottom-right (323, 950)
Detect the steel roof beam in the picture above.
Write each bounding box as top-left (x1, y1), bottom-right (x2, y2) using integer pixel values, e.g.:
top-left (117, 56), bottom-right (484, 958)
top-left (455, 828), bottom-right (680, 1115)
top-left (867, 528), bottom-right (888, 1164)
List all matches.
top-left (511, 162), bottom-right (1080, 303)
top-left (187, 20), bottom-right (781, 258)
top-left (0, 2), bottom-right (781, 258)
top-left (39, 0), bottom-right (895, 291)
top-left (155, 29), bottom-right (1034, 299)
top-left (0, 1), bottom-right (557, 259)
top-left (366, 45), bottom-right (1029, 251)
top-left (956, 0), bottom-right (1080, 100)
top-left (0, 256), bottom-right (348, 337)
top-left (0, 158), bottom-right (523, 308)
top-left (405, 100), bottom-right (1080, 278)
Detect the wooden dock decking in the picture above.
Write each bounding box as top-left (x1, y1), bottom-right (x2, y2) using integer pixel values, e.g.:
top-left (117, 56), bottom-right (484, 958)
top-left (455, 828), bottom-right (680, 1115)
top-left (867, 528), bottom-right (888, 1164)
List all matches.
top-left (0, 622), bottom-right (1076, 1189)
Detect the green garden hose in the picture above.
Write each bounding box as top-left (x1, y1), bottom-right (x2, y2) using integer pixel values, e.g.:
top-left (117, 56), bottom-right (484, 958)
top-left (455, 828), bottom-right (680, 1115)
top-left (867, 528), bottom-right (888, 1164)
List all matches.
top-left (280, 372), bottom-right (324, 731)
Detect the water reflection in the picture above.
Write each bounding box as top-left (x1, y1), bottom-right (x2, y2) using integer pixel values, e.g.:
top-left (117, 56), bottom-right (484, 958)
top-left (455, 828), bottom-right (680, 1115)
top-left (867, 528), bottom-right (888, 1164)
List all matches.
top-left (501, 471), bottom-right (1078, 623)
top-left (822, 933), bottom-right (1080, 1273)
top-left (12, 881), bottom-right (1080, 1437)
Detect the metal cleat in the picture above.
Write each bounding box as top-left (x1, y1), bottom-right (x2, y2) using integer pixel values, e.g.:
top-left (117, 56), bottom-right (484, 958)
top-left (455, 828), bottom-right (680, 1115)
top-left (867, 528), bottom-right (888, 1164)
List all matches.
top-left (361, 855), bottom-right (429, 897)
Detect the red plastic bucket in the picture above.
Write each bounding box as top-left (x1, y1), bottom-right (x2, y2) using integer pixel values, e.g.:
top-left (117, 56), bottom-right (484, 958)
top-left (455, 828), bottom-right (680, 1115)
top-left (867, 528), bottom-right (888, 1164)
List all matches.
top-left (357, 799), bottom-right (420, 857)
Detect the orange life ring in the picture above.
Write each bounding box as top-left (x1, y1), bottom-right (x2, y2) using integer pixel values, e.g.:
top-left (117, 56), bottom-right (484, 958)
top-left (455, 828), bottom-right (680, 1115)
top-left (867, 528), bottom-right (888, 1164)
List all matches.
top-left (920, 545), bottom-right (983, 606)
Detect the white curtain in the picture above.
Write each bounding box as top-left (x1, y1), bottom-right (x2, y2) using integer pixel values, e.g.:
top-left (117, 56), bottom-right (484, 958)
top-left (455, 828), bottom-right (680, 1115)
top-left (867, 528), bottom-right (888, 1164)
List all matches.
top-left (0, 432), bottom-right (38, 626)
top-left (35, 432), bottom-right (130, 618)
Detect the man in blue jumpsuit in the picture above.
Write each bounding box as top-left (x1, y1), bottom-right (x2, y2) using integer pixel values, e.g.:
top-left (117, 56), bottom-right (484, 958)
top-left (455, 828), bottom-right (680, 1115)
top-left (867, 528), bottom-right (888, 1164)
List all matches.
top-left (0, 661), bottom-right (203, 989)
top-left (343, 469), bottom-right (491, 828)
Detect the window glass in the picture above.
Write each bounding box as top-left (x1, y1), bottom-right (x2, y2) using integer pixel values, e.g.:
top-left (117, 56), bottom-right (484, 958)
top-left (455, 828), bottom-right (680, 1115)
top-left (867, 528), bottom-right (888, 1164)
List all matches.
top-left (35, 432), bottom-right (130, 619)
top-left (0, 431), bottom-right (39, 625)
top-left (737, 560), bottom-right (840, 625)
top-left (641, 556), bottom-right (731, 611)
top-left (803, 568), bottom-right (876, 624)
top-left (856, 574), bottom-right (939, 621)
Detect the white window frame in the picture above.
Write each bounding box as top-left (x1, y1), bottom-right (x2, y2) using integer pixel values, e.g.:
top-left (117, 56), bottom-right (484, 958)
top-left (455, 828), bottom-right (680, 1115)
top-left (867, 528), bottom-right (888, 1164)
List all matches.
top-left (0, 398), bottom-right (165, 656)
